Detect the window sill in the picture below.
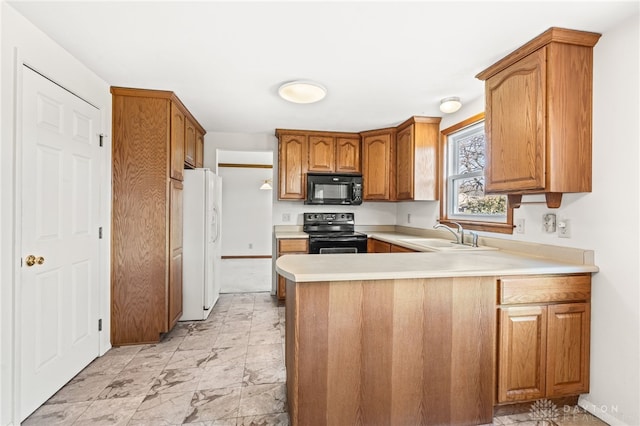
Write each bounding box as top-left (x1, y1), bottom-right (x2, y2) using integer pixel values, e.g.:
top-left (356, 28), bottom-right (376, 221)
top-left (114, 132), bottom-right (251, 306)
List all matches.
top-left (439, 219), bottom-right (514, 235)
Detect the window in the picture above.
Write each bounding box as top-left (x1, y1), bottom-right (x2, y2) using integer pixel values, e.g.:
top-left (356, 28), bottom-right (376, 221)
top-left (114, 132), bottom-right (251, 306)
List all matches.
top-left (440, 113), bottom-right (513, 234)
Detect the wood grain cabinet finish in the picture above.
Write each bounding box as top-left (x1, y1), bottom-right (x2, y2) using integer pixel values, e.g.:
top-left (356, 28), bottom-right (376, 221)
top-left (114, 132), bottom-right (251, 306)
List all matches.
top-left (367, 238), bottom-right (418, 253)
top-left (184, 119), bottom-right (196, 168)
top-left (110, 86), bottom-right (205, 345)
top-left (335, 137), bottom-right (361, 173)
top-left (367, 238), bottom-right (391, 253)
top-left (395, 116), bottom-right (441, 201)
top-left (361, 128), bottom-right (395, 201)
top-left (168, 179), bottom-right (184, 330)
top-left (476, 27), bottom-right (601, 208)
top-left (276, 239), bottom-right (308, 300)
top-left (195, 129), bottom-right (204, 168)
top-left (277, 132), bottom-right (308, 200)
top-left (308, 135), bottom-right (335, 172)
top-left (497, 274), bottom-right (591, 403)
top-left (170, 103), bottom-right (185, 181)
top-left (286, 276), bottom-right (496, 425)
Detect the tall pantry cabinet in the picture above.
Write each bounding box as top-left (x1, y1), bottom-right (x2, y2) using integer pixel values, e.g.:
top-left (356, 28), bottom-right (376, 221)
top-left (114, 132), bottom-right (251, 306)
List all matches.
top-left (111, 87), bottom-right (205, 345)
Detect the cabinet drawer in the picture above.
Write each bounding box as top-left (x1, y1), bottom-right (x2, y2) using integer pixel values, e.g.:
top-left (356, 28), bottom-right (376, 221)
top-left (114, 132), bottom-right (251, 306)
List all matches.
top-left (278, 239), bottom-right (309, 253)
top-left (499, 274), bottom-right (591, 305)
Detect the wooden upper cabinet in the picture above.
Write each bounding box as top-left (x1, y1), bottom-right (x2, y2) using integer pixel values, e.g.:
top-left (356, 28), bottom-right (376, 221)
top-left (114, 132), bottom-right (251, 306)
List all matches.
top-left (170, 103), bottom-right (185, 181)
top-left (361, 129), bottom-right (395, 201)
top-left (395, 116), bottom-right (441, 201)
top-left (184, 119), bottom-right (196, 168)
top-left (195, 129), bottom-right (204, 168)
top-left (336, 137), bottom-right (361, 173)
top-left (477, 27), bottom-right (601, 208)
top-left (308, 135), bottom-right (335, 172)
top-left (277, 132), bottom-right (308, 200)
top-left (276, 129), bottom-right (362, 200)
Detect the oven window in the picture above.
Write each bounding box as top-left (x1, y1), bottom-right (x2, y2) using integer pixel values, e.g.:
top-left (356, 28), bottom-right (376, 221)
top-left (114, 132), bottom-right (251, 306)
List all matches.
top-left (313, 183), bottom-right (348, 200)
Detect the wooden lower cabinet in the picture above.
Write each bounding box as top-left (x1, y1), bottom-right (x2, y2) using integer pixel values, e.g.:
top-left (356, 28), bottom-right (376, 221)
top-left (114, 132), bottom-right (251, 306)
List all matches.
top-left (546, 302), bottom-right (590, 397)
top-left (368, 238), bottom-right (418, 253)
top-left (497, 275), bottom-right (591, 404)
top-left (276, 238), bottom-right (308, 300)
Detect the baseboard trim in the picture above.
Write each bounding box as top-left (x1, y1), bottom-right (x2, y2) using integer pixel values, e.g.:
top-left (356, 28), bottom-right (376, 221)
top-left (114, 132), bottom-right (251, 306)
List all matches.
top-left (221, 255), bottom-right (272, 259)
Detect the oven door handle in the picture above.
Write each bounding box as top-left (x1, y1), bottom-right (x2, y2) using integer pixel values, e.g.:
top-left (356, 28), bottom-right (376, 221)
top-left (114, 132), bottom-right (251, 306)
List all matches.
top-left (309, 237), bottom-right (366, 243)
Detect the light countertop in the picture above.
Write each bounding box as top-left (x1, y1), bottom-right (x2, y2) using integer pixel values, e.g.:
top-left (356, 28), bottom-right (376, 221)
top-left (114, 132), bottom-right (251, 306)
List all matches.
top-left (275, 230), bottom-right (598, 282)
top-left (275, 250), bottom-right (598, 282)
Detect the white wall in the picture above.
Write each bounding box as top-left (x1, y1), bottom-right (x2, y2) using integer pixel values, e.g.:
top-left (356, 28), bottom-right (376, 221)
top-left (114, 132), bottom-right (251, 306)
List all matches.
top-left (0, 3), bottom-right (112, 425)
top-left (217, 165), bottom-right (273, 255)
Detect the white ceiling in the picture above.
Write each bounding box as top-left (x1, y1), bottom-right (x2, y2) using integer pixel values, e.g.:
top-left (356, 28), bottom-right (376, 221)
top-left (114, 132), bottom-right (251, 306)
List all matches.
top-left (8, 1), bottom-right (639, 134)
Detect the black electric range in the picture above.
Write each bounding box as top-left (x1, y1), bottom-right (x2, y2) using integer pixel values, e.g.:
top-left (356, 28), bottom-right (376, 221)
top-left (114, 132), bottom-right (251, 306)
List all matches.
top-left (303, 213), bottom-right (368, 254)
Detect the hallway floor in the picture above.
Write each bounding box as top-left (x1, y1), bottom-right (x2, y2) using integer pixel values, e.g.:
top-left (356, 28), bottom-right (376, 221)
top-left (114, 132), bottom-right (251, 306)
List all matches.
top-left (24, 292), bottom-right (607, 425)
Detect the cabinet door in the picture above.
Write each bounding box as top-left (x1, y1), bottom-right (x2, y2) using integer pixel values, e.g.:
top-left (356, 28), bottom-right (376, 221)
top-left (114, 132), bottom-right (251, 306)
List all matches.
top-left (278, 134), bottom-right (308, 199)
top-left (362, 133), bottom-right (393, 200)
top-left (168, 179), bottom-right (184, 331)
top-left (170, 103), bottom-right (185, 181)
top-left (195, 129), bottom-right (204, 168)
top-left (276, 239), bottom-right (309, 300)
top-left (308, 135), bottom-right (335, 172)
top-left (390, 244), bottom-right (416, 253)
top-left (367, 238), bottom-right (391, 253)
top-left (546, 303), bottom-right (590, 397)
top-left (185, 119), bottom-right (196, 167)
top-left (498, 306), bottom-right (547, 403)
top-left (485, 48), bottom-right (546, 193)
top-left (395, 125), bottom-right (414, 200)
top-left (336, 137), bottom-right (361, 173)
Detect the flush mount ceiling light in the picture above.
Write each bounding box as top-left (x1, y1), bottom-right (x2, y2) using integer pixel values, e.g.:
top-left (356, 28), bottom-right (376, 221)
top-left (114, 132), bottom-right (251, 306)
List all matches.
top-left (278, 80), bottom-right (327, 104)
top-left (439, 97), bottom-right (462, 114)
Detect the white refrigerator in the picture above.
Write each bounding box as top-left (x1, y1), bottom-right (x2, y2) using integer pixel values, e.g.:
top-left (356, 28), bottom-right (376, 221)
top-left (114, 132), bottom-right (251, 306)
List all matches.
top-left (181, 168), bottom-right (222, 321)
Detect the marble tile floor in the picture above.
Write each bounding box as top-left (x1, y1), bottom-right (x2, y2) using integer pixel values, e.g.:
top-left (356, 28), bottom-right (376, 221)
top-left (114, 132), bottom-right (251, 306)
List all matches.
top-left (24, 292), bottom-right (608, 426)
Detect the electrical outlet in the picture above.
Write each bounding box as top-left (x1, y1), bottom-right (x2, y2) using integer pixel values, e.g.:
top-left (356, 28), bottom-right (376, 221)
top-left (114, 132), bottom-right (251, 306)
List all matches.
top-left (248, 243), bottom-right (253, 249)
top-left (515, 218), bottom-right (525, 234)
top-left (407, 213), bottom-right (412, 224)
top-left (542, 213), bottom-right (557, 233)
top-left (558, 219), bottom-right (571, 238)
top-left (282, 213), bottom-right (291, 222)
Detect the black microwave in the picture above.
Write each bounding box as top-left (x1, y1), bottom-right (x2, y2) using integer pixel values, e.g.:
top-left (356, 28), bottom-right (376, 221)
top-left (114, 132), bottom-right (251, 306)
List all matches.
top-left (305, 173), bottom-right (363, 205)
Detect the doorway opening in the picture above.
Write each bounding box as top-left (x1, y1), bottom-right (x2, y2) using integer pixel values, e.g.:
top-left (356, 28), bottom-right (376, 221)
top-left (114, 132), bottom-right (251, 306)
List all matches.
top-left (217, 150), bottom-right (273, 293)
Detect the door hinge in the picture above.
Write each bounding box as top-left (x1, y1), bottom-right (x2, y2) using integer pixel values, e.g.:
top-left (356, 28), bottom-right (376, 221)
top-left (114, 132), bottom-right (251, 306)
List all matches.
top-left (98, 319), bottom-right (102, 331)
top-left (99, 133), bottom-right (106, 147)
top-left (98, 227), bottom-right (103, 239)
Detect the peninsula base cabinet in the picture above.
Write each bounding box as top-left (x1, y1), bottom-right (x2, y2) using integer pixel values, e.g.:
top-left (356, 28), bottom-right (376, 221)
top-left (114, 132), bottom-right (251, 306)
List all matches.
top-left (497, 274), bottom-right (591, 404)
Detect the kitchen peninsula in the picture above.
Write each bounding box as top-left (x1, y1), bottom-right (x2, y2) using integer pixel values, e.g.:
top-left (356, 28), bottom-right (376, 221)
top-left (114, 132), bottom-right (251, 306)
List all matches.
top-left (276, 244), bottom-right (598, 425)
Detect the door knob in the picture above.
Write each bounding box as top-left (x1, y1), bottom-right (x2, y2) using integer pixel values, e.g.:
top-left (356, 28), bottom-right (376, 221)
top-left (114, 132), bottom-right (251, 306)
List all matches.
top-left (25, 255), bottom-right (45, 267)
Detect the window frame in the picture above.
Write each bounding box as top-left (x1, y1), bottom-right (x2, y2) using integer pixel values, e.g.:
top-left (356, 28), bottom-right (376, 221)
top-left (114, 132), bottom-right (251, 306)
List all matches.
top-left (439, 112), bottom-right (514, 234)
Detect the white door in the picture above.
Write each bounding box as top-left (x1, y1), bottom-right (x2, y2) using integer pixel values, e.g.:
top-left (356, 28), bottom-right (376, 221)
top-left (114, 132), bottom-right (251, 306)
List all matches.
top-left (19, 66), bottom-right (101, 421)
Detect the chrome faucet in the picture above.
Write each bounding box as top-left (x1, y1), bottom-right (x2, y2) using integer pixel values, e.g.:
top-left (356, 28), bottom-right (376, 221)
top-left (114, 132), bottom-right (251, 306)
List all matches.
top-left (434, 222), bottom-right (464, 245)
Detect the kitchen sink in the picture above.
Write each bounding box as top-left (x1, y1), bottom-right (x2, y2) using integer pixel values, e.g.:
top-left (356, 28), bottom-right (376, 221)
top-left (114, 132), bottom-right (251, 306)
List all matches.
top-left (397, 238), bottom-right (497, 251)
